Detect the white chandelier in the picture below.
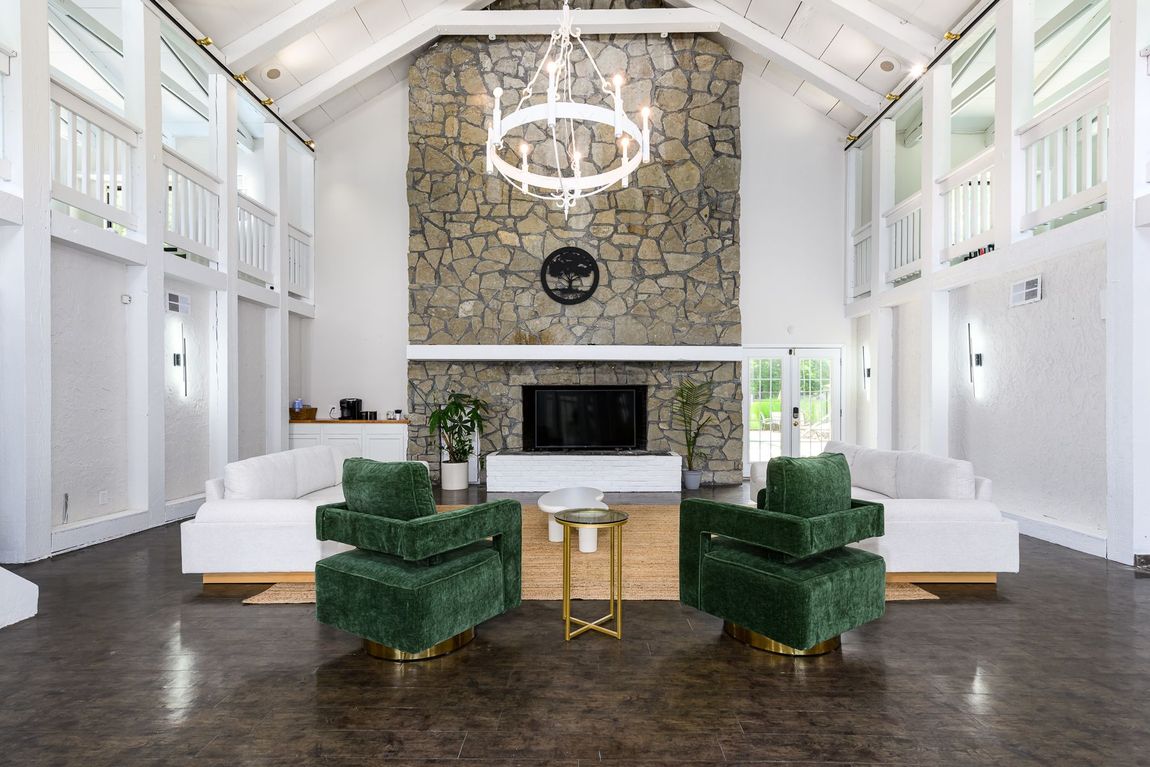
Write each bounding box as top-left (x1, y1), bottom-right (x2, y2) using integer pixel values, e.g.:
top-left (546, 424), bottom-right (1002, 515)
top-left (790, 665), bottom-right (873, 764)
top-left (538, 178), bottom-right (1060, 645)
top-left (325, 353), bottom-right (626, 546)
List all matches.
top-left (485, 1), bottom-right (652, 218)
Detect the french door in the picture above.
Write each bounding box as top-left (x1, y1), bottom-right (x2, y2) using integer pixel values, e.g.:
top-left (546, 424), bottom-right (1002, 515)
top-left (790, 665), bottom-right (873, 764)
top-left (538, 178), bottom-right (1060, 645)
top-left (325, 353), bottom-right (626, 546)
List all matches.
top-left (743, 348), bottom-right (842, 470)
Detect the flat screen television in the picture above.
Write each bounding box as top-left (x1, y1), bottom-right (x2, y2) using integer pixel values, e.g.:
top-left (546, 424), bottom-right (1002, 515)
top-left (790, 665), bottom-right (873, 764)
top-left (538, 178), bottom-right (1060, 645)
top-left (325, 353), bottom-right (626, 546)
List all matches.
top-left (523, 385), bottom-right (648, 451)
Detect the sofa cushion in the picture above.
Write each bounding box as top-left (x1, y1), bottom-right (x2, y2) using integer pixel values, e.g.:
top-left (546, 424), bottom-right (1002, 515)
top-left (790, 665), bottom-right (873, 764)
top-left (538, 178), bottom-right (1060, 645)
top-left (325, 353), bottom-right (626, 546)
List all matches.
top-left (880, 499), bottom-right (1002, 524)
top-left (223, 451), bottom-right (298, 500)
top-left (765, 453), bottom-right (852, 518)
top-left (850, 447), bottom-right (899, 498)
top-left (300, 485), bottom-right (345, 505)
top-left (822, 440), bottom-right (862, 467)
top-left (194, 499), bottom-right (318, 525)
top-left (342, 459), bottom-right (436, 520)
top-left (895, 452), bottom-right (976, 500)
top-left (294, 446), bottom-right (340, 498)
top-left (850, 486), bottom-right (891, 502)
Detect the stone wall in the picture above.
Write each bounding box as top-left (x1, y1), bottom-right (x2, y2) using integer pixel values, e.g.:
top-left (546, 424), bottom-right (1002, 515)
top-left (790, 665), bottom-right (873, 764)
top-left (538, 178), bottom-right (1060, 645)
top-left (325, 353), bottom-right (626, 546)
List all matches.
top-left (405, 2), bottom-right (744, 484)
top-left (408, 361), bottom-right (743, 485)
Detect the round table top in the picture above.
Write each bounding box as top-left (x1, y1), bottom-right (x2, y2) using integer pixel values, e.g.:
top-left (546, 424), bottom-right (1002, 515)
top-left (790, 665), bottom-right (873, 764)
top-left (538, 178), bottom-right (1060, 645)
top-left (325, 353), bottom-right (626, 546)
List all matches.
top-left (554, 508), bottom-right (629, 528)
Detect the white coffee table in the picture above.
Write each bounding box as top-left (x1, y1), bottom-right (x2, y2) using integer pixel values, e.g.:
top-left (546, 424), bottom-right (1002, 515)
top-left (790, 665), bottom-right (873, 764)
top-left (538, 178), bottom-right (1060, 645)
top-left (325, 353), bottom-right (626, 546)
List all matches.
top-left (538, 486), bottom-right (607, 553)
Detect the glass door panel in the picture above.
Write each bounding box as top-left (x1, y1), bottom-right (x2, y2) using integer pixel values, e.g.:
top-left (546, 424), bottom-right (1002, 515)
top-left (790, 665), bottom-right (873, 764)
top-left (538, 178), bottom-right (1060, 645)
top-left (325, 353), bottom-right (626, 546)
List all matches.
top-left (745, 348), bottom-right (841, 471)
top-left (794, 354), bottom-right (838, 457)
top-left (748, 357), bottom-right (784, 463)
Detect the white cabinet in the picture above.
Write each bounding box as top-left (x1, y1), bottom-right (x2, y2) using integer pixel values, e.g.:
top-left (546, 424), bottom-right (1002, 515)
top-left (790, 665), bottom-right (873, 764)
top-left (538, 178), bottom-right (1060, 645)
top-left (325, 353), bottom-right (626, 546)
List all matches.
top-left (288, 421), bottom-right (409, 462)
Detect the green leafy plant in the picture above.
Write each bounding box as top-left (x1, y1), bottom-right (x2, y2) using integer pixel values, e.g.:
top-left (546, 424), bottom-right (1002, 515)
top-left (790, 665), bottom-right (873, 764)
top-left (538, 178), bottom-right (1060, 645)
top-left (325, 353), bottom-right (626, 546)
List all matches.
top-left (672, 378), bottom-right (716, 472)
top-left (427, 392), bottom-right (490, 464)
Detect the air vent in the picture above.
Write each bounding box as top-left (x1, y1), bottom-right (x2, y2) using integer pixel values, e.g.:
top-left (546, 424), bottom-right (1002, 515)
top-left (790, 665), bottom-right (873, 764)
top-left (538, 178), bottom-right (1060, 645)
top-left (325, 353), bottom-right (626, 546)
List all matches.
top-left (167, 292), bottom-right (190, 314)
top-left (1010, 276), bottom-right (1042, 308)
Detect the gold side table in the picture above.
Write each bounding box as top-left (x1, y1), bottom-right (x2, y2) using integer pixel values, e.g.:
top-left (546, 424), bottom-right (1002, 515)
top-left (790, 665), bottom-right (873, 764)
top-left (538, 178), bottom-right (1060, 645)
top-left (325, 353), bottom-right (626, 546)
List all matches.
top-left (555, 508), bottom-right (629, 640)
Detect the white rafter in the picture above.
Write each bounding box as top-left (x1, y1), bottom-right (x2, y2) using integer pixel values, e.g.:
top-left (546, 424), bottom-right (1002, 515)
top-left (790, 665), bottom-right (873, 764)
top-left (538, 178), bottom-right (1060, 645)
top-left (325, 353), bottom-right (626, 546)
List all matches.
top-left (223, 0), bottom-right (363, 74)
top-left (670, 0), bottom-right (885, 115)
top-left (440, 7), bottom-right (720, 35)
top-left (806, 0), bottom-right (938, 63)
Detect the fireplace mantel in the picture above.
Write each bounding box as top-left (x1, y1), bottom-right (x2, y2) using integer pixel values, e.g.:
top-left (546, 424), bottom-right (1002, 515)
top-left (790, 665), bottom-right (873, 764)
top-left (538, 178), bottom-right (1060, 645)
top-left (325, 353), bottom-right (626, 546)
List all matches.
top-left (406, 344), bottom-right (743, 363)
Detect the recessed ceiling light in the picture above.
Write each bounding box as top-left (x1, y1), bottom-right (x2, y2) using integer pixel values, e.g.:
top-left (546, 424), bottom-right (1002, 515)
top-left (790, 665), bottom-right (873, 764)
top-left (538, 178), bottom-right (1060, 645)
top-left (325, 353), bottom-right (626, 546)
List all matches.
top-left (879, 59), bottom-right (896, 72)
top-left (264, 66), bottom-right (282, 81)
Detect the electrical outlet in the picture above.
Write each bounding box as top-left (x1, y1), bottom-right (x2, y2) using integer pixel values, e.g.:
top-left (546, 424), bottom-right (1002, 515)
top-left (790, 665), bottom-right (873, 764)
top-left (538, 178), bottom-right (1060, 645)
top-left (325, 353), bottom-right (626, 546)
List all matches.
top-left (98, 490), bottom-right (109, 506)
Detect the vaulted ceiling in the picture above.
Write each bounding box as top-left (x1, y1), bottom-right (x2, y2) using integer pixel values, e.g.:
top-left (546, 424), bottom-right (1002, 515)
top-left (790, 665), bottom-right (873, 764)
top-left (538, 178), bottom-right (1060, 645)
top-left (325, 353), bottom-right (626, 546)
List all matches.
top-left (158, 0), bottom-right (989, 138)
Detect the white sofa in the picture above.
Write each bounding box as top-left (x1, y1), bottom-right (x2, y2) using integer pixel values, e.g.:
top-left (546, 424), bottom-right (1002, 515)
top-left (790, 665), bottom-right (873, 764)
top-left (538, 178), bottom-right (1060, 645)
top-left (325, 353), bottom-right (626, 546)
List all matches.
top-left (752, 442), bottom-right (1019, 580)
top-left (181, 446), bottom-right (353, 581)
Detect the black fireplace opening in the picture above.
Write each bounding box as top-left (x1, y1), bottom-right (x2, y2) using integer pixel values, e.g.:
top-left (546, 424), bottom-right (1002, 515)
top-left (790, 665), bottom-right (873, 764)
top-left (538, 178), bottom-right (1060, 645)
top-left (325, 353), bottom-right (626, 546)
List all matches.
top-left (522, 385), bottom-right (648, 452)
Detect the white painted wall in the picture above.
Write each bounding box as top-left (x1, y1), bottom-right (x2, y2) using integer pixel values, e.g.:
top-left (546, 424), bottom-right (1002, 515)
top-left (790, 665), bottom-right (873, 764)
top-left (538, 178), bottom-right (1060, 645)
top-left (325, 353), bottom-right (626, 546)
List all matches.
top-left (237, 298), bottom-right (267, 459)
top-left (895, 133), bottom-right (991, 203)
top-left (163, 279), bottom-right (211, 500)
top-left (852, 313), bottom-right (874, 446)
top-left (740, 77), bottom-right (849, 348)
top-left (948, 241), bottom-right (1107, 536)
top-left (288, 313), bottom-right (311, 405)
top-left (893, 298), bottom-right (923, 451)
top-left (311, 85), bottom-right (411, 419)
top-left (51, 244), bottom-right (130, 525)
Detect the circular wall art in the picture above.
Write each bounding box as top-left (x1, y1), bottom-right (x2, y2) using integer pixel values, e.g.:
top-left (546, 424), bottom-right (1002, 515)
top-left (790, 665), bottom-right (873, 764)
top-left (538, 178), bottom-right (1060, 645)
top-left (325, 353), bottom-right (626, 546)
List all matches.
top-left (540, 247), bottom-right (600, 305)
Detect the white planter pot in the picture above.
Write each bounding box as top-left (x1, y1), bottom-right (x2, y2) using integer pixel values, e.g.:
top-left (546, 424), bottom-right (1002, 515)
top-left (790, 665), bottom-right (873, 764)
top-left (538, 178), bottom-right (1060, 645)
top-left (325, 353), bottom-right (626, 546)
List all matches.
top-left (441, 461), bottom-right (470, 490)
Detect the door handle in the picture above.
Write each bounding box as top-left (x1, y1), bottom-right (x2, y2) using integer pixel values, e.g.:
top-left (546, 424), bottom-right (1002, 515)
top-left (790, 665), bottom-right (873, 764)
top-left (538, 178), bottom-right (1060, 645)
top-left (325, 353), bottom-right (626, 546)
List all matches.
top-left (792, 406), bottom-right (800, 427)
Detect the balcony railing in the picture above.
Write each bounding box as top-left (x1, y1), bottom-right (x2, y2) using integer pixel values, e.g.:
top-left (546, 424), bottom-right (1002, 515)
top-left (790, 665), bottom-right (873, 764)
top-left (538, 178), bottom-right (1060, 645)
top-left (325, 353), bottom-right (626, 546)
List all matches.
top-left (49, 80), bottom-right (138, 230)
top-left (1019, 77), bottom-right (1109, 232)
top-left (287, 225), bottom-right (312, 300)
top-left (939, 147), bottom-right (994, 263)
top-left (236, 193), bottom-right (275, 284)
top-left (883, 193), bottom-right (922, 284)
top-left (163, 148), bottom-right (220, 265)
top-left (849, 223), bottom-right (872, 299)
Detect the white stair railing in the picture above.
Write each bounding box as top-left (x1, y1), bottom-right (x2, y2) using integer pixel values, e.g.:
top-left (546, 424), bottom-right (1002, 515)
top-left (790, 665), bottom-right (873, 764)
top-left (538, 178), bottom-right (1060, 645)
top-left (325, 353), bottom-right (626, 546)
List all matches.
top-left (163, 148), bottom-right (220, 265)
top-left (236, 193), bottom-right (276, 284)
top-left (883, 192), bottom-right (922, 284)
top-left (939, 147), bottom-right (995, 263)
top-left (849, 223), bottom-right (872, 299)
top-left (1019, 77), bottom-right (1109, 232)
top-left (49, 80), bottom-right (139, 230)
top-left (287, 225), bottom-right (312, 300)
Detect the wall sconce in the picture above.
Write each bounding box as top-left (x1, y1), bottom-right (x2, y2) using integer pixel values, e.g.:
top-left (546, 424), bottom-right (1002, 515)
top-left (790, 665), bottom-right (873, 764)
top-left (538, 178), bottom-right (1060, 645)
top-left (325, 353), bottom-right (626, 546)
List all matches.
top-left (860, 345), bottom-right (871, 392)
top-left (967, 323), bottom-right (984, 397)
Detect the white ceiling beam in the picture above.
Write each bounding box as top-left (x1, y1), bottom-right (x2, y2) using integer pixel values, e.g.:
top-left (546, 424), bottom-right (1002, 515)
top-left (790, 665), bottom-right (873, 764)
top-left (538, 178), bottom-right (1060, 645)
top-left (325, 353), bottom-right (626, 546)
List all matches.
top-left (223, 0), bottom-right (362, 74)
top-left (671, 0), bottom-right (884, 114)
top-left (805, 0), bottom-right (939, 63)
top-left (440, 8), bottom-right (720, 36)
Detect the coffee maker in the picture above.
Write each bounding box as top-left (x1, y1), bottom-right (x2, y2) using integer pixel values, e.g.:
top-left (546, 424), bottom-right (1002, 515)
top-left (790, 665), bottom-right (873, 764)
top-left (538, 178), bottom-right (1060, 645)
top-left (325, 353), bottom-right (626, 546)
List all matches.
top-left (339, 398), bottom-right (363, 420)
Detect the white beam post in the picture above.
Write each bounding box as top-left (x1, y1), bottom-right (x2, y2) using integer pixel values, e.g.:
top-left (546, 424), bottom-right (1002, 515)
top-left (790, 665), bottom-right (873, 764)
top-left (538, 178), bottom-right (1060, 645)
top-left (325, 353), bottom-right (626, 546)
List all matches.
top-left (210, 74), bottom-right (239, 474)
top-left (441, 8), bottom-right (720, 35)
top-left (264, 126), bottom-right (290, 453)
top-left (122, 0), bottom-right (167, 525)
top-left (805, 0), bottom-right (938, 63)
top-left (224, 0), bottom-right (361, 74)
top-left (870, 118), bottom-right (895, 449)
top-left (992, 0), bottom-right (1035, 249)
top-left (919, 63), bottom-right (951, 456)
top-left (1105, 0), bottom-right (1150, 566)
top-left (0, 0), bottom-right (52, 563)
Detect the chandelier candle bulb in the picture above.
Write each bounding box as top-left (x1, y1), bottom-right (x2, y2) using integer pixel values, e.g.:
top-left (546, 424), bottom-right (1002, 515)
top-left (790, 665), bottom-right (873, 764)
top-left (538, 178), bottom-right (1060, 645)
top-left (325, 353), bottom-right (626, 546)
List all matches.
top-left (613, 74), bottom-right (624, 137)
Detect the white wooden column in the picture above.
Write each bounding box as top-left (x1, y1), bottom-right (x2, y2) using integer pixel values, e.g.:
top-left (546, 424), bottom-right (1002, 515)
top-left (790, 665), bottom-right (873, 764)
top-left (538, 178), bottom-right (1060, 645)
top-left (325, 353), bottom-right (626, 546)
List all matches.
top-left (0, 0), bottom-right (52, 562)
top-left (264, 126), bottom-right (290, 452)
top-left (992, 0), bottom-right (1035, 248)
top-left (122, 0), bottom-right (166, 524)
top-left (1105, 0), bottom-right (1150, 565)
top-left (210, 74), bottom-right (239, 474)
top-left (869, 119), bottom-right (895, 448)
top-left (919, 63), bottom-right (952, 456)
top-left (844, 145), bottom-right (861, 303)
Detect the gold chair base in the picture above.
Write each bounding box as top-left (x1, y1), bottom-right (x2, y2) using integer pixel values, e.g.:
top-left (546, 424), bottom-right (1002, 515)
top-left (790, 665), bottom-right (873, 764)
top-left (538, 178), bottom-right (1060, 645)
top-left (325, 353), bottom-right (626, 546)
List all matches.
top-left (723, 622), bottom-right (841, 656)
top-left (364, 628), bottom-right (476, 661)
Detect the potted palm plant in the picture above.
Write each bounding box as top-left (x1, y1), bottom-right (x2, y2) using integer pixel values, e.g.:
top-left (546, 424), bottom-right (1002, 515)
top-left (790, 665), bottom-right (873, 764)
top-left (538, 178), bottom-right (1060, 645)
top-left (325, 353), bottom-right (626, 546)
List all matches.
top-left (672, 378), bottom-right (716, 490)
top-left (427, 392), bottom-right (490, 491)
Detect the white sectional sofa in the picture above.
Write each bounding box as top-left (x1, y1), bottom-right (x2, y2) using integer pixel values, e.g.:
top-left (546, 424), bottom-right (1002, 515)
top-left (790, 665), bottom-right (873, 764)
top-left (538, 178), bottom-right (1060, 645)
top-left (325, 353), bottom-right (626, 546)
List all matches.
top-left (181, 446), bottom-right (353, 582)
top-left (752, 442), bottom-right (1019, 582)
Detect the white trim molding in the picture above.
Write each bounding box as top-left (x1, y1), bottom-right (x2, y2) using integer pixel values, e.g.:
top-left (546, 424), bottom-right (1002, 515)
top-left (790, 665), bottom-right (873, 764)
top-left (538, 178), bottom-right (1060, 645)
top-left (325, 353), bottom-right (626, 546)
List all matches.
top-left (1004, 511), bottom-right (1108, 558)
top-left (406, 344), bottom-right (745, 362)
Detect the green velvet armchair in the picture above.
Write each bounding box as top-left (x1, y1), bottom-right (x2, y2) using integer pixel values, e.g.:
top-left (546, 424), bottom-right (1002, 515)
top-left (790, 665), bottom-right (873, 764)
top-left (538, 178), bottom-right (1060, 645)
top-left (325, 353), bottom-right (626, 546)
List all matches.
top-left (314, 460), bottom-right (522, 661)
top-left (680, 453), bottom-right (886, 655)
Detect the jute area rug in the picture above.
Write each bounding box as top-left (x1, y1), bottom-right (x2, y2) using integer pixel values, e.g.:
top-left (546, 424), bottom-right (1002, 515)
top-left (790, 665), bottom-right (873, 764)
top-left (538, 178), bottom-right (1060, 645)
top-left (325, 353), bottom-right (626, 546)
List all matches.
top-left (243, 504), bottom-right (939, 604)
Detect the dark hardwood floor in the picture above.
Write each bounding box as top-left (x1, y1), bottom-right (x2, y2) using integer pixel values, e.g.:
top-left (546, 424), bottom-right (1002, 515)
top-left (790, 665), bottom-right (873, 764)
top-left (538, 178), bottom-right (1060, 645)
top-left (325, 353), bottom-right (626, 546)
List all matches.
top-left (2, 489), bottom-right (1148, 765)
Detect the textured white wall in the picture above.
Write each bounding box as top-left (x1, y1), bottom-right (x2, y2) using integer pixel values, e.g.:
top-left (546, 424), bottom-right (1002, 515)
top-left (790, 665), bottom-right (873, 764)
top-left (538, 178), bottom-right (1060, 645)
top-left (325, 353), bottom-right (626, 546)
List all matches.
top-left (311, 84), bottom-right (418, 419)
top-left (51, 244), bottom-right (130, 525)
top-left (288, 313), bottom-right (311, 406)
top-left (740, 77), bottom-right (849, 347)
top-left (893, 298), bottom-right (923, 451)
top-left (949, 241), bottom-right (1107, 535)
top-left (238, 298), bottom-right (267, 459)
top-left (163, 279), bottom-right (210, 500)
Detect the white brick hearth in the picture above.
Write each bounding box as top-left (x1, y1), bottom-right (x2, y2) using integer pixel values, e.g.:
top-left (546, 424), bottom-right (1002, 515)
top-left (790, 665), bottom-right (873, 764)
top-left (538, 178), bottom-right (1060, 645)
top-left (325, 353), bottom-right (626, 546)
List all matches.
top-left (485, 451), bottom-right (683, 492)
